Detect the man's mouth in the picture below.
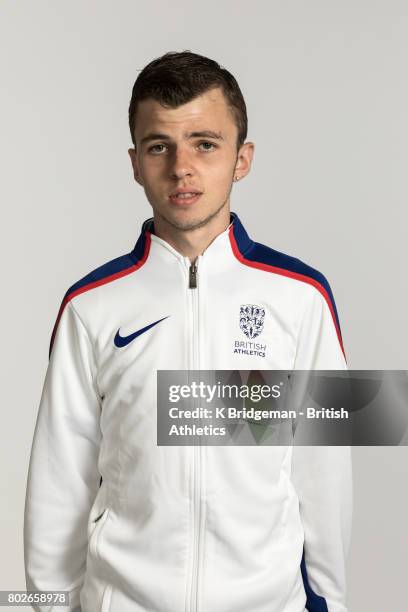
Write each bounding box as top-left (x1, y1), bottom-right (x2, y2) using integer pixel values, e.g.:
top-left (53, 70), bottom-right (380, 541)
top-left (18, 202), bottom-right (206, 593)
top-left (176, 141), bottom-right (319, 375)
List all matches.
top-left (169, 190), bottom-right (203, 205)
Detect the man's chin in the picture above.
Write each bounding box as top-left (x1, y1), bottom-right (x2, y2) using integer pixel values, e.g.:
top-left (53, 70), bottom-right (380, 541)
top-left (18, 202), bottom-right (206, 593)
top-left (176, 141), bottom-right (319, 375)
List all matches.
top-left (164, 216), bottom-right (209, 232)
top-left (158, 203), bottom-right (227, 232)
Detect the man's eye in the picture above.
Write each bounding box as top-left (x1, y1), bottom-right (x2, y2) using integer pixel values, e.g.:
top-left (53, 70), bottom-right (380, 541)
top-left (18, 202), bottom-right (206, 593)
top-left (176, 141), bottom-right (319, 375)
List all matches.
top-left (148, 144), bottom-right (166, 154)
top-left (198, 141), bottom-right (216, 152)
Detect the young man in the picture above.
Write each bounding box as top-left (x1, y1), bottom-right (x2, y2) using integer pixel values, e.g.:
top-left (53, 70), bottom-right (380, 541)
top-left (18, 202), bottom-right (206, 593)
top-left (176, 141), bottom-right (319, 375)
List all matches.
top-left (24, 51), bottom-right (352, 612)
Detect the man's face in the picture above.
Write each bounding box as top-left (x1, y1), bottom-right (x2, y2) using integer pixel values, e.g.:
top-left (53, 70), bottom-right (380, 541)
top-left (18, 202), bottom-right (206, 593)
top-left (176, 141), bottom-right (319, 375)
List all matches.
top-left (128, 87), bottom-right (252, 231)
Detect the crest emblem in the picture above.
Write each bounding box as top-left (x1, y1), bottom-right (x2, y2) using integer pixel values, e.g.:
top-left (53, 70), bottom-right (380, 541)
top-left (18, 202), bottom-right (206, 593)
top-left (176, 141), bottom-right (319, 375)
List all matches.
top-left (239, 304), bottom-right (265, 339)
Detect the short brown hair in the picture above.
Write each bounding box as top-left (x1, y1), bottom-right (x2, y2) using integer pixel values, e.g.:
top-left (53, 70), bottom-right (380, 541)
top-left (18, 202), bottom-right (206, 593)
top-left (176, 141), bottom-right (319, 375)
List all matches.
top-left (128, 50), bottom-right (247, 149)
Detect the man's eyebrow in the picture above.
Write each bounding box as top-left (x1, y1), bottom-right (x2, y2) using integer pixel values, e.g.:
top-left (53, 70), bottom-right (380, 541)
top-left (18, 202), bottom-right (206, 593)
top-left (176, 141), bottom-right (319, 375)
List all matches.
top-left (140, 130), bottom-right (224, 146)
top-left (188, 130), bottom-right (224, 140)
top-left (140, 132), bottom-right (169, 145)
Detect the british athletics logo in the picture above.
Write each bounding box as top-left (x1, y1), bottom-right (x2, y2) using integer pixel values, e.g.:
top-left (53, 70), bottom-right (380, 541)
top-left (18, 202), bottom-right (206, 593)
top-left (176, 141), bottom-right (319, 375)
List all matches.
top-left (234, 304), bottom-right (267, 358)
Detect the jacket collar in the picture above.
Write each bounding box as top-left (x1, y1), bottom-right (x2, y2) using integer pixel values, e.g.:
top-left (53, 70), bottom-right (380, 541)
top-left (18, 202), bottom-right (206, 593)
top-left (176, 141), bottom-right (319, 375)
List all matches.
top-left (131, 211), bottom-right (253, 264)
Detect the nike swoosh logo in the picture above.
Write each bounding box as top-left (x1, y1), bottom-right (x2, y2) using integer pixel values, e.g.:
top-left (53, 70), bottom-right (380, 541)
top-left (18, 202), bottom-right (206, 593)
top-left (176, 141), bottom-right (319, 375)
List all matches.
top-left (114, 316), bottom-right (169, 348)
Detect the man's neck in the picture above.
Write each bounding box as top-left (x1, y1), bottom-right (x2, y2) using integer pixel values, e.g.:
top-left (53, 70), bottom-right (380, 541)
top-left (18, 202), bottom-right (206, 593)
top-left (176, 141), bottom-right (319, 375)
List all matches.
top-left (152, 207), bottom-right (232, 263)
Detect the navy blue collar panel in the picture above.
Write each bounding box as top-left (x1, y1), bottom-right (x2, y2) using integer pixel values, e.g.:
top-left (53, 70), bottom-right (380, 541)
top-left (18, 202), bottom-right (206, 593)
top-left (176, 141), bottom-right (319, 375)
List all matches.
top-left (132, 211), bottom-right (254, 260)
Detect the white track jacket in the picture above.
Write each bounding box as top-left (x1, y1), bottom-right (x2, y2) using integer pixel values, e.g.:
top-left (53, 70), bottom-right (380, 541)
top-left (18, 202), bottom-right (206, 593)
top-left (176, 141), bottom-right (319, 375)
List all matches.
top-left (24, 212), bottom-right (352, 612)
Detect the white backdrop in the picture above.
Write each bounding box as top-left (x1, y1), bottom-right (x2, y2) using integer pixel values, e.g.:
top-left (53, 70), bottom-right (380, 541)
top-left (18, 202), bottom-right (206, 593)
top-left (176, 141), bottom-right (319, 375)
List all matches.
top-left (1, 2), bottom-right (407, 611)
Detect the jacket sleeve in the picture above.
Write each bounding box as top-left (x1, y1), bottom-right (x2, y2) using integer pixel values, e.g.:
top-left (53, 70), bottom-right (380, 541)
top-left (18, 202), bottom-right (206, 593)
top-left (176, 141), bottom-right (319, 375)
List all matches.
top-left (24, 299), bottom-right (102, 612)
top-left (291, 286), bottom-right (353, 612)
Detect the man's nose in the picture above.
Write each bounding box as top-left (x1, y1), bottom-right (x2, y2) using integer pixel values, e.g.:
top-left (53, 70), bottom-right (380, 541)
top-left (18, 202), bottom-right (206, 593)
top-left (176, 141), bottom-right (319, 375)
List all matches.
top-left (169, 146), bottom-right (194, 179)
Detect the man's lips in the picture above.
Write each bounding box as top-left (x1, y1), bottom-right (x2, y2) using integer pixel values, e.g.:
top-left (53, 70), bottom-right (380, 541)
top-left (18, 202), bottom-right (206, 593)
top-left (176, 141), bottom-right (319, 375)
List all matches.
top-left (168, 190), bottom-right (203, 205)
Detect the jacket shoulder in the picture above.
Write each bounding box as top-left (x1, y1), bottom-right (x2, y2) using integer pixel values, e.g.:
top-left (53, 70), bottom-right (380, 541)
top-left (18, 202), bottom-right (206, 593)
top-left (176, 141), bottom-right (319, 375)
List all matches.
top-left (48, 251), bottom-right (140, 358)
top-left (244, 239), bottom-right (343, 344)
top-left (62, 251), bottom-right (139, 304)
top-left (245, 240), bottom-right (332, 294)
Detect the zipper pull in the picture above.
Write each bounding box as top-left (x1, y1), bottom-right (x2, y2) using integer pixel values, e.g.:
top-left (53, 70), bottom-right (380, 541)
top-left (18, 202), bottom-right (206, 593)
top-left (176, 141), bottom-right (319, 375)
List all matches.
top-left (189, 261), bottom-right (198, 289)
top-left (93, 508), bottom-right (106, 523)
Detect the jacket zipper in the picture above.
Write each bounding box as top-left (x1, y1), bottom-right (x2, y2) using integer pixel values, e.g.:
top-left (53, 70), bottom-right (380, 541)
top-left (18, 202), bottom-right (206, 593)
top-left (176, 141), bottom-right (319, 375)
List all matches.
top-left (90, 507), bottom-right (110, 559)
top-left (189, 261), bottom-right (198, 289)
top-left (187, 257), bottom-right (202, 612)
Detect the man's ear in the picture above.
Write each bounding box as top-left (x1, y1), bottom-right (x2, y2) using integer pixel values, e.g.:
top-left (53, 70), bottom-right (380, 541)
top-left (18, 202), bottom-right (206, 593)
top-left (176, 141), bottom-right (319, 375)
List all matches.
top-left (233, 141), bottom-right (255, 181)
top-left (128, 148), bottom-right (144, 186)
